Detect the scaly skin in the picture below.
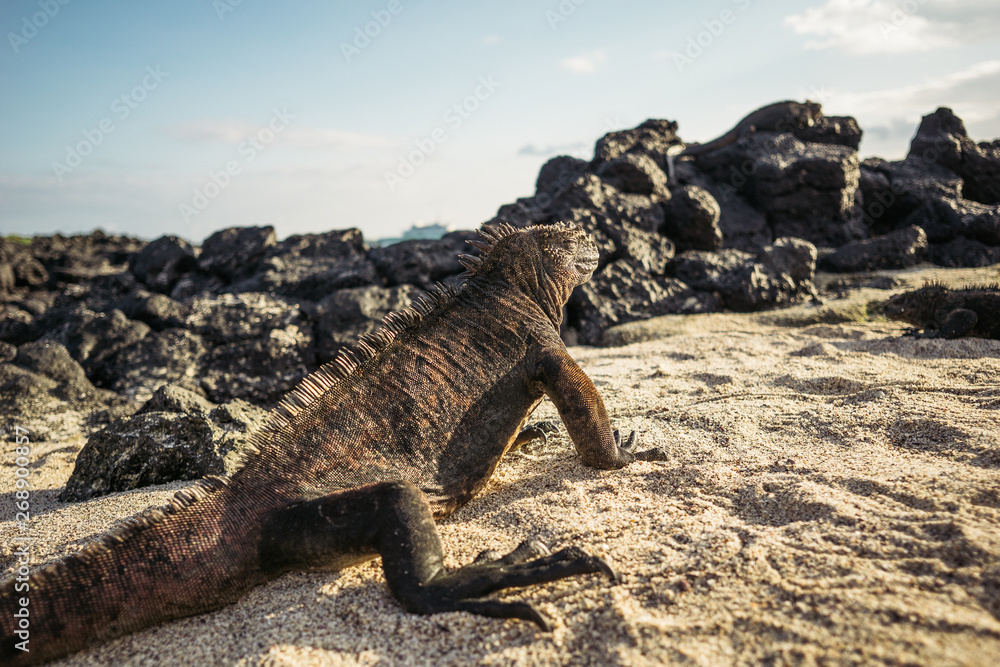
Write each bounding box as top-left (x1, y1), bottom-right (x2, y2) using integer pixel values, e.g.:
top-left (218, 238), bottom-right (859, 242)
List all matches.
top-left (0, 222), bottom-right (667, 665)
top-left (676, 100), bottom-right (823, 157)
top-left (885, 283), bottom-right (1000, 339)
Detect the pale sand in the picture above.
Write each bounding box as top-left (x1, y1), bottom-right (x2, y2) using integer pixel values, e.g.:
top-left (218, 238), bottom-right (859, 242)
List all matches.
top-left (3, 267), bottom-right (1000, 666)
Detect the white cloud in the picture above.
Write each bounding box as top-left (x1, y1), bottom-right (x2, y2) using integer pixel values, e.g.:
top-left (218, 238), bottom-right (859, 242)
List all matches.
top-left (163, 119), bottom-right (394, 150)
top-left (480, 34), bottom-right (502, 46)
top-left (559, 50), bottom-right (606, 74)
top-left (830, 60), bottom-right (1000, 119)
top-left (517, 142), bottom-right (589, 158)
top-left (820, 60), bottom-right (1000, 157)
top-left (784, 0), bottom-right (1000, 54)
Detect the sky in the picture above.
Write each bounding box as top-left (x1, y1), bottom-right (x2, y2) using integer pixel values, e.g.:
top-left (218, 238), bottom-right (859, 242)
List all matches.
top-left (1, 0), bottom-right (999, 244)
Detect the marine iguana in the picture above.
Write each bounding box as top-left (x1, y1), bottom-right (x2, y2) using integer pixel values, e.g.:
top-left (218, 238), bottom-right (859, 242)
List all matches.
top-left (884, 283), bottom-right (1000, 339)
top-left (0, 222), bottom-right (668, 666)
top-left (666, 100), bottom-right (823, 182)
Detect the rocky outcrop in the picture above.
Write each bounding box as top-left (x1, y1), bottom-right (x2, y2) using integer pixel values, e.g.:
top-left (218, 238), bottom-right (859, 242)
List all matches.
top-left (1, 104), bottom-right (997, 471)
top-left (820, 226), bottom-right (927, 273)
top-left (60, 384), bottom-right (267, 501)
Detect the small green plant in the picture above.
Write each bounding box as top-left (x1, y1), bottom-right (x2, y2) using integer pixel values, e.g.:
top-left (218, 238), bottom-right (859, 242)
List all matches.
top-left (3, 235), bottom-right (31, 245)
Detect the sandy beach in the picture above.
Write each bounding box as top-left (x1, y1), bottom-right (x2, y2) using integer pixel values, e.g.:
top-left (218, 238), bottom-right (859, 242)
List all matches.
top-left (2, 266), bottom-right (1000, 666)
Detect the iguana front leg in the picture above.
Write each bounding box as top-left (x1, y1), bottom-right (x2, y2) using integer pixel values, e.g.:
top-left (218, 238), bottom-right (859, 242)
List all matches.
top-left (536, 348), bottom-right (667, 468)
top-left (259, 481), bottom-right (613, 628)
top-left (926, 308), bottom-right (978, 339)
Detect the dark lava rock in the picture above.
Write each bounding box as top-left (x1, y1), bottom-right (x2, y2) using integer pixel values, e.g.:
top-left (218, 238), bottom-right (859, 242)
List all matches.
top-left (131, 236), bottom-right (198, 294)
top-left (186, 292), bottom-right (311, 344)
top-left (596, 152), bottom-right (669, 197)
top-left (14, 340), bottom-right (97, 402)
top-left (909, 106), bottom-right (1000, 205)
top-left (663, 185), bottom-right (723, 251)
top-left (0, 340), bottom-right (135, 442)
top-left (136, 383), bottom-right (216, 416)
top-left (29, 230), bottom-right (143, 280)
top-left (0, 341), bottom-right (14, 364)
top-left (535, 155), bottom-right (589, 201)
top-left (0, 304), bottom-right (35, 346)
top-left (60, 390), bottom-right (268, 502)
top-left (755, 135), bottom-right (863, 247)
top-left (670, 248), bottom-right (755, 292)
top-left (315, 284), bottom-right (419, 363)
top-left (240, 229), bottom-right (377, 300)
top-left (368, 231), bottom-right (476, 288)
top-left (913, 198), bottom-right (1000, 246)
top-left (598, 222), bottom-right (675, 275)
top-left (795, 115), bottom-right (863, 150)
top-left (671, 162), bottom-right (772, 252)
top-left (112, 290), bottom-right (190, 331)
top-left (857, 157), bottom-right (965, 238)
top-left (929, 237), bottom-right (1000, 268)
top-left (727, 238), bottom-right (818, 312)
top-left (670, 238), bottom-right (817, 312)
top-left (0, 238), bottom-right (48, 289)
top-left (99, 328), bottom-right (207, 404)
top-left (821, 225), bottom-right (927, 273)
top-left (691, 132), bottom-right (864, 247)
top-left (592, 118), bottom-right (680, 169)
top-left (568, 260), bottom-right (718, 345)
top-left (199, 225), bottom-right (277, 282)
top-left (40, 306), bottom-right (151, 377)
top-left (186, 293), bottom-right (315, 406)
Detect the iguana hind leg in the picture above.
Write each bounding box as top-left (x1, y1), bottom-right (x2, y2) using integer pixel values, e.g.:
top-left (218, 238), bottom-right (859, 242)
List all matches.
top-left (259, 481), bottom-right (613, 629)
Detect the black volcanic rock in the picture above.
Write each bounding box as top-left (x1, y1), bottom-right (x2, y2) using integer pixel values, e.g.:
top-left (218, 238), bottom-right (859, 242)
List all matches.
top-left (821, 225), bottom-right (927, 273)
top-left (929, 237), bottom-right (1000, 268)
top-left (98, 328), bottom-right (207, 403)
top-left (909, 106), bottom-right (1000, 205)
top-left (199, 226), bottom-right (277, 282)
top-left (0, 238), bottom-right (48, 289)
top-left (237, 229), bottom-right (377, 300)
top-left (662, 185), bottom-right (723, 251)
top-left (368, 231), bottom-right (476, 289)
top-left (596, 153), bottom-right (669, 197)
top-left (669, 237), bottom-right (817, 312)
top-left (796, 115), bottom-right (863, 150)
top-left (315, 284), bottom-right (419, 363)
top-left (61, 387), bottom-right (267, 502)
top-left (592, 118), bottom-right (680, 169)
top-left (673, 121), bottom-right (865, 248)
top-left (186, 292), bottom-right (315, 406)
top-left (131, 236), bottom-right (198, 294)
top-left (569, 260), bottom-right (717, 345)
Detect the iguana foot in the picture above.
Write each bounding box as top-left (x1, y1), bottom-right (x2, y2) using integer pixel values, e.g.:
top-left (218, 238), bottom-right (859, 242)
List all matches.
top-left (474, 538), bottom-right (550, 565)
top-left (513, 421), bottom-right (560, 450)
top-left (410, 543), bottom-right (616, 630)
top-left (615, 429), bottom-right (669, 462)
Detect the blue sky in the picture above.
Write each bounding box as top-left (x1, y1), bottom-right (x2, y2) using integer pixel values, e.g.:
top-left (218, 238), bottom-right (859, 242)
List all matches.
top-left (2, 0), bottom-right (998, 243)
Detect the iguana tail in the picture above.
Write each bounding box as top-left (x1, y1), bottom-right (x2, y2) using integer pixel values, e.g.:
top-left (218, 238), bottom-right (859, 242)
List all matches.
top-left (0, 477), bottom-right (263, 666)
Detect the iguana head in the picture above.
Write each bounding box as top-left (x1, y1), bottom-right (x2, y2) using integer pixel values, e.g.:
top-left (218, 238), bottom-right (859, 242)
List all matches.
top-left (884, 283), bottom-right (946, 325)
top-left (459, 222), bottom-right (599, 322)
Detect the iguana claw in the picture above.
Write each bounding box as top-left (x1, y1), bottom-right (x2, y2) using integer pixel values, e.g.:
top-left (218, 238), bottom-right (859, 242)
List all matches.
top-left (615, 429), bottom-right (668, 462)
